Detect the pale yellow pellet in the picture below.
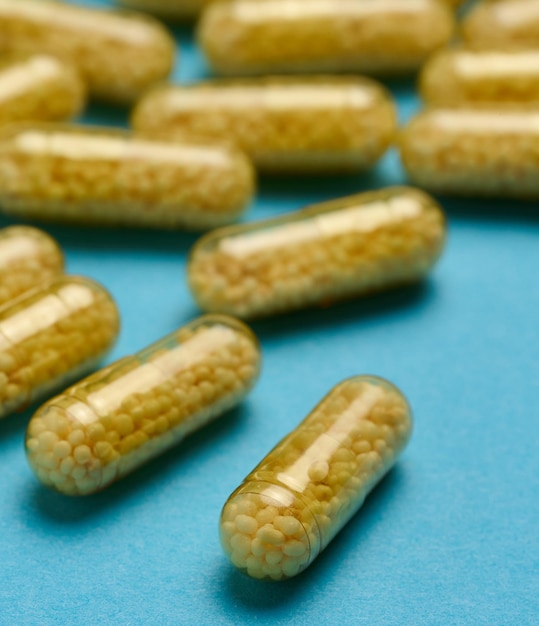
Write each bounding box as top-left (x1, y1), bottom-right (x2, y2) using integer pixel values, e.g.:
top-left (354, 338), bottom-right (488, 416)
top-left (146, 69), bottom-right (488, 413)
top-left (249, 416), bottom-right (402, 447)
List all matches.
top-left (188, 187), bottom-right (446, 319)
top-left (26, 315), bottom-right (261, 496)
top-left (220, 376), bottom-right (413, 580)
top-left (0, 124), bottom-right (255, 230)
top-left (198, 0), bottom-right (455, 76)
top-left (117, 0), bottom-right (211, 20)
top-left (132, 76), bottom-right (397, 173)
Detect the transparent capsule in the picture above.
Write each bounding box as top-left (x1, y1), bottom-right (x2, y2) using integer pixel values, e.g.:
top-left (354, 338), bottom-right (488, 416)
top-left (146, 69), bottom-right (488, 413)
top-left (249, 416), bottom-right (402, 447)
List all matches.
top-left (0, 275), bottom-right (119, 419)
top-left (220, 376), bottom-right (413, 580)
top-left (188, 187), bottom-right (446, 319)
top-left (400, 109), bottom-right (539, 198)
top-left (118, 0), bottom-right (210, 20)
top-left (132, 77), bottom-right (397, 173)
top-left (0, 0), bottom-right (175, 104)
top-left (0, 124), bottom-right (255, 230)
top-left (0, 226), bottom-right (64, 306)
top-left (26, 315), bottom-right (261, 496)
top-left (197, 0), bottom-right (455, 76)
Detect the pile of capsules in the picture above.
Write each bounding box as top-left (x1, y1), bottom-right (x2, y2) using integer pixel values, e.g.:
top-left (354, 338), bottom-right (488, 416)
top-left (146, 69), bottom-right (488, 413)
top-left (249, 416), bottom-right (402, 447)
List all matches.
top-left (0, 0), bottom-right (535, 581)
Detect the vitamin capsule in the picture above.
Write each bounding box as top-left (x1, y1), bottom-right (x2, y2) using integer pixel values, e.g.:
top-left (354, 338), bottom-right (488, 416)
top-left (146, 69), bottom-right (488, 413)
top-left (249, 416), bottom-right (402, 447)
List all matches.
top-left (132, 77), bottom-right (397, 173)
top-left (220, 376), bottom-right (413, 580)
top-left (0, 124), bottom-right (255, 230)
top-left (0, 275), bottom-right (119, 419)
top-left (197, 0), bottom-right (455, 76)
top-left (420, 49), bottom-right (539, 105)
top-left (400, 109), bottom-right (539, 198)
top-left (0, 0), bottom-right (175, 104)
top-left (188, 187), bottom-right (446, 319)
top-left (26, 315), bottom-right (261, 496)
top-left (118, 0), bottom-right (210, 20)
top-left (0, 226), bottom-right (64, 306)
top-left (0, 53), bottom-right (85, 126)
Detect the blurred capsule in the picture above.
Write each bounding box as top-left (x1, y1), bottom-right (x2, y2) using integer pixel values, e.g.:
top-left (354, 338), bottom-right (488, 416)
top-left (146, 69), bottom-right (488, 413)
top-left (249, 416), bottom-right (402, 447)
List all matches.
top-left (118, 0), bottom-right (211, 20)
top-left (463, 0), bottom-right (539, 47)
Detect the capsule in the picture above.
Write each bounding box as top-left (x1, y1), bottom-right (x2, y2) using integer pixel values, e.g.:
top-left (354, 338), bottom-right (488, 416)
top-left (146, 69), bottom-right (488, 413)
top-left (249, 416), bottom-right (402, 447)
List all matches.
top-left (0, 275), bottom-right (119, 419)
top-left (197, 0), bottom-right (455, 76)
top-left (118, 0), bottom-right (211, 20)
top-left (132, 77), bottom-right (397, 173)
top-left (220, 376), bottom-right (412, 580)
top-left (0, 226), bottom-right (64, 306)
top-left (0, 0), bottom-right (175, 104)
top-left (188, 187), bottom-right (446, 319)
top-left (0, 124), bottom-right (255, 230)
top-left (26, 315), bottom-right (261, 496)
top-left (400, 109), bottom-right (539, 198)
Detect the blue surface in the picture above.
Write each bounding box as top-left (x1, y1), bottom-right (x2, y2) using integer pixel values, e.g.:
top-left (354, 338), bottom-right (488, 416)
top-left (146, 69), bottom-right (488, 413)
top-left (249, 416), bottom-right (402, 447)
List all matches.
top-left (0, 1), bottom-right (538, 624)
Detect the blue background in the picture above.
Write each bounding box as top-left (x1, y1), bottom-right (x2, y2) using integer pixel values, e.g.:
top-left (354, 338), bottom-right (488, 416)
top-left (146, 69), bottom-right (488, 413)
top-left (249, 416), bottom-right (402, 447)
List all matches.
top-left (0, 1), bottom-right (538, 624)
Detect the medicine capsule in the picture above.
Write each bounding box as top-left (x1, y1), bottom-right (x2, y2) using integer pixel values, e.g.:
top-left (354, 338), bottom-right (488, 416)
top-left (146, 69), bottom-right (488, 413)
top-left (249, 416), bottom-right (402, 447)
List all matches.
top-left (0, 0), bottom-right (175, 104)
top-left (0, 275), bottom-right (119, 419)
top-left (197, 0), bottom-right (455, 76)
top-left (420, 49), bottom-right (539, 105)
top-left (188, 187), bottom-right (446, 319)
top-left (132, 77), bottom-right (397, 173)
top-left (220, 376), bottom-right (413, 580)
top-left (0, 226), bottom-right (64, 306)
top-left (118, 0), bottom-right (210, 20)
top-left (0, 124), bottom-right (255, 230)
top-left (400, 109), bottom-right (539, 198)
top-left (26, 315), bottom-right (261, 496)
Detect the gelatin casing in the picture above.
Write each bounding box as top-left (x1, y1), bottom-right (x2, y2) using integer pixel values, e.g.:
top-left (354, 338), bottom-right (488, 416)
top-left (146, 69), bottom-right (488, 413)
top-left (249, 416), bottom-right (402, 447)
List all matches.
top-left (0, 276), bottom-right (119, 419)
top-left (0, 226), bottom-right (64, 306)
top-left (400, 109), bottom-right (539, 198)
top-left (118, 0), bottom-right (211, 20)
top-left (0, 124), bottom-right (255, 230)
top-left (26, 315), bottom-right (261, 496)
top-left (132, 77), bottom-right (397, 173)
top-left (220, 376), bottom-right (413, 580)
top-left (188, 187), bottom-right (446, 319)
top-left (197, 0), bottom-right (455, 76)
top-left (0, 0), bottom-right (175, 103)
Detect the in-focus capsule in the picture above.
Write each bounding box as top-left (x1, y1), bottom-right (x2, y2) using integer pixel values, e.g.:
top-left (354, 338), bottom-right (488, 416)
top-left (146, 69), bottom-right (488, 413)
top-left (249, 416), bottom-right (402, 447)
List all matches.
top-left (188, 187), bottom-right (446, 319)
top-left (0, 124), bottom-right (255, 230)
top-left (26, 315), bottom-right (261, 496)
top-left (0, 275), bottom-right (119, 419)
top-left (118, 0), bottom-right (210, 20)
top-left (0, 0), bottom-right (175, 103)
top-left (220, 376), bottom-right (413, 580)
top-left (197, 0), bottom-right (455, 76)
top-left (400, 109), bottom-right (539, 198)
top-left (132, 77), bottom-right (397, 173)
top-left (0, 226), bottom-right (64, 306)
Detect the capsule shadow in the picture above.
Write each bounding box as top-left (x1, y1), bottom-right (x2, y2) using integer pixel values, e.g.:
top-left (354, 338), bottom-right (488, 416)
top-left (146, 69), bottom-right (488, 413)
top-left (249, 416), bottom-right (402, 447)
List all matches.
top-left (436, 195), bottom-right (539, 224)
top-left (80, 101), bottom-right (130, 128)
top-left (0, 406), bottom-right (31, 442)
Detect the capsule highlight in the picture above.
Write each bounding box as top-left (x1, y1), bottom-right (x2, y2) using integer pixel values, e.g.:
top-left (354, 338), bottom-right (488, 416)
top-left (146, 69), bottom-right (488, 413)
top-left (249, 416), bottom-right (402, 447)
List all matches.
top-left (400, 109), bottom-right (539, 198)
top-left (0, 275), bottom-right (119, 419)
top-left (188, 187), bottom-right (446, 319)
top-left (0, 0), bottom-right (175, 103)
top-left (118, 0), bottom-right (210, 20)
top-left (0, 226), bottom-right (64, 306)
top-left (26, 315), bottom-right (261, 496)
top-left (132, 77), bottom-right (397, 173)
top-left (220, 376), bottom-right (413, 580)
top-left (0, 124), bottom-right (255, 230)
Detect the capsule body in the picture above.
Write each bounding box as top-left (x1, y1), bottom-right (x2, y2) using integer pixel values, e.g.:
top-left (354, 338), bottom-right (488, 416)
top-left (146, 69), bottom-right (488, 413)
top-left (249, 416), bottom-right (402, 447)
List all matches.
top-left (132, 77), bottom-right (397, 173)
top-left (188, 187), bottom-right (446, 319)
top-left (0, 0), bottom-right (175, 103)
top-left (0, 125), bottom-right (255, 230)
top-left (0, 226), bottom-right (64, 306)
top-left (118, 0), bottom-right (211, 20)
top-left (26, 315), bottom-right (261, 496)
top-left (0, 276), bottom-right (119, 419)
top-left (400, 109), bottom-right (539, 198)
top-left (220, 376), bottom-right (412, 580)
top-left (463, 0), bottom-right (539, 47)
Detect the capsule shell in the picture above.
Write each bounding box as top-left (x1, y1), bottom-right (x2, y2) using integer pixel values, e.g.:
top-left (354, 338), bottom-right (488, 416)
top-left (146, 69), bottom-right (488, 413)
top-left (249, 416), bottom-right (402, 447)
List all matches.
top-left (198, 0), bottom-right (455, 76)
top-left (0, 226), bottom-right (64, 306)
top-left (0, 0), bottom-right (175, 104)
top-left (400, 109), bottom-right (539, 198)
top-left (132, 77), bottom-right (397, 173)
top-left (0, 275), bottom-right (119, 419)
top-left (220, 376), bottom-right (413, 580)
top-left (118, 0), bottom-right (210, 20)
top-left (188, 187), bottom-right (446, 319)
top-left (0, 124), bottom-right (255, 230)
top-left (26, 315), bottom-right (261, 496)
